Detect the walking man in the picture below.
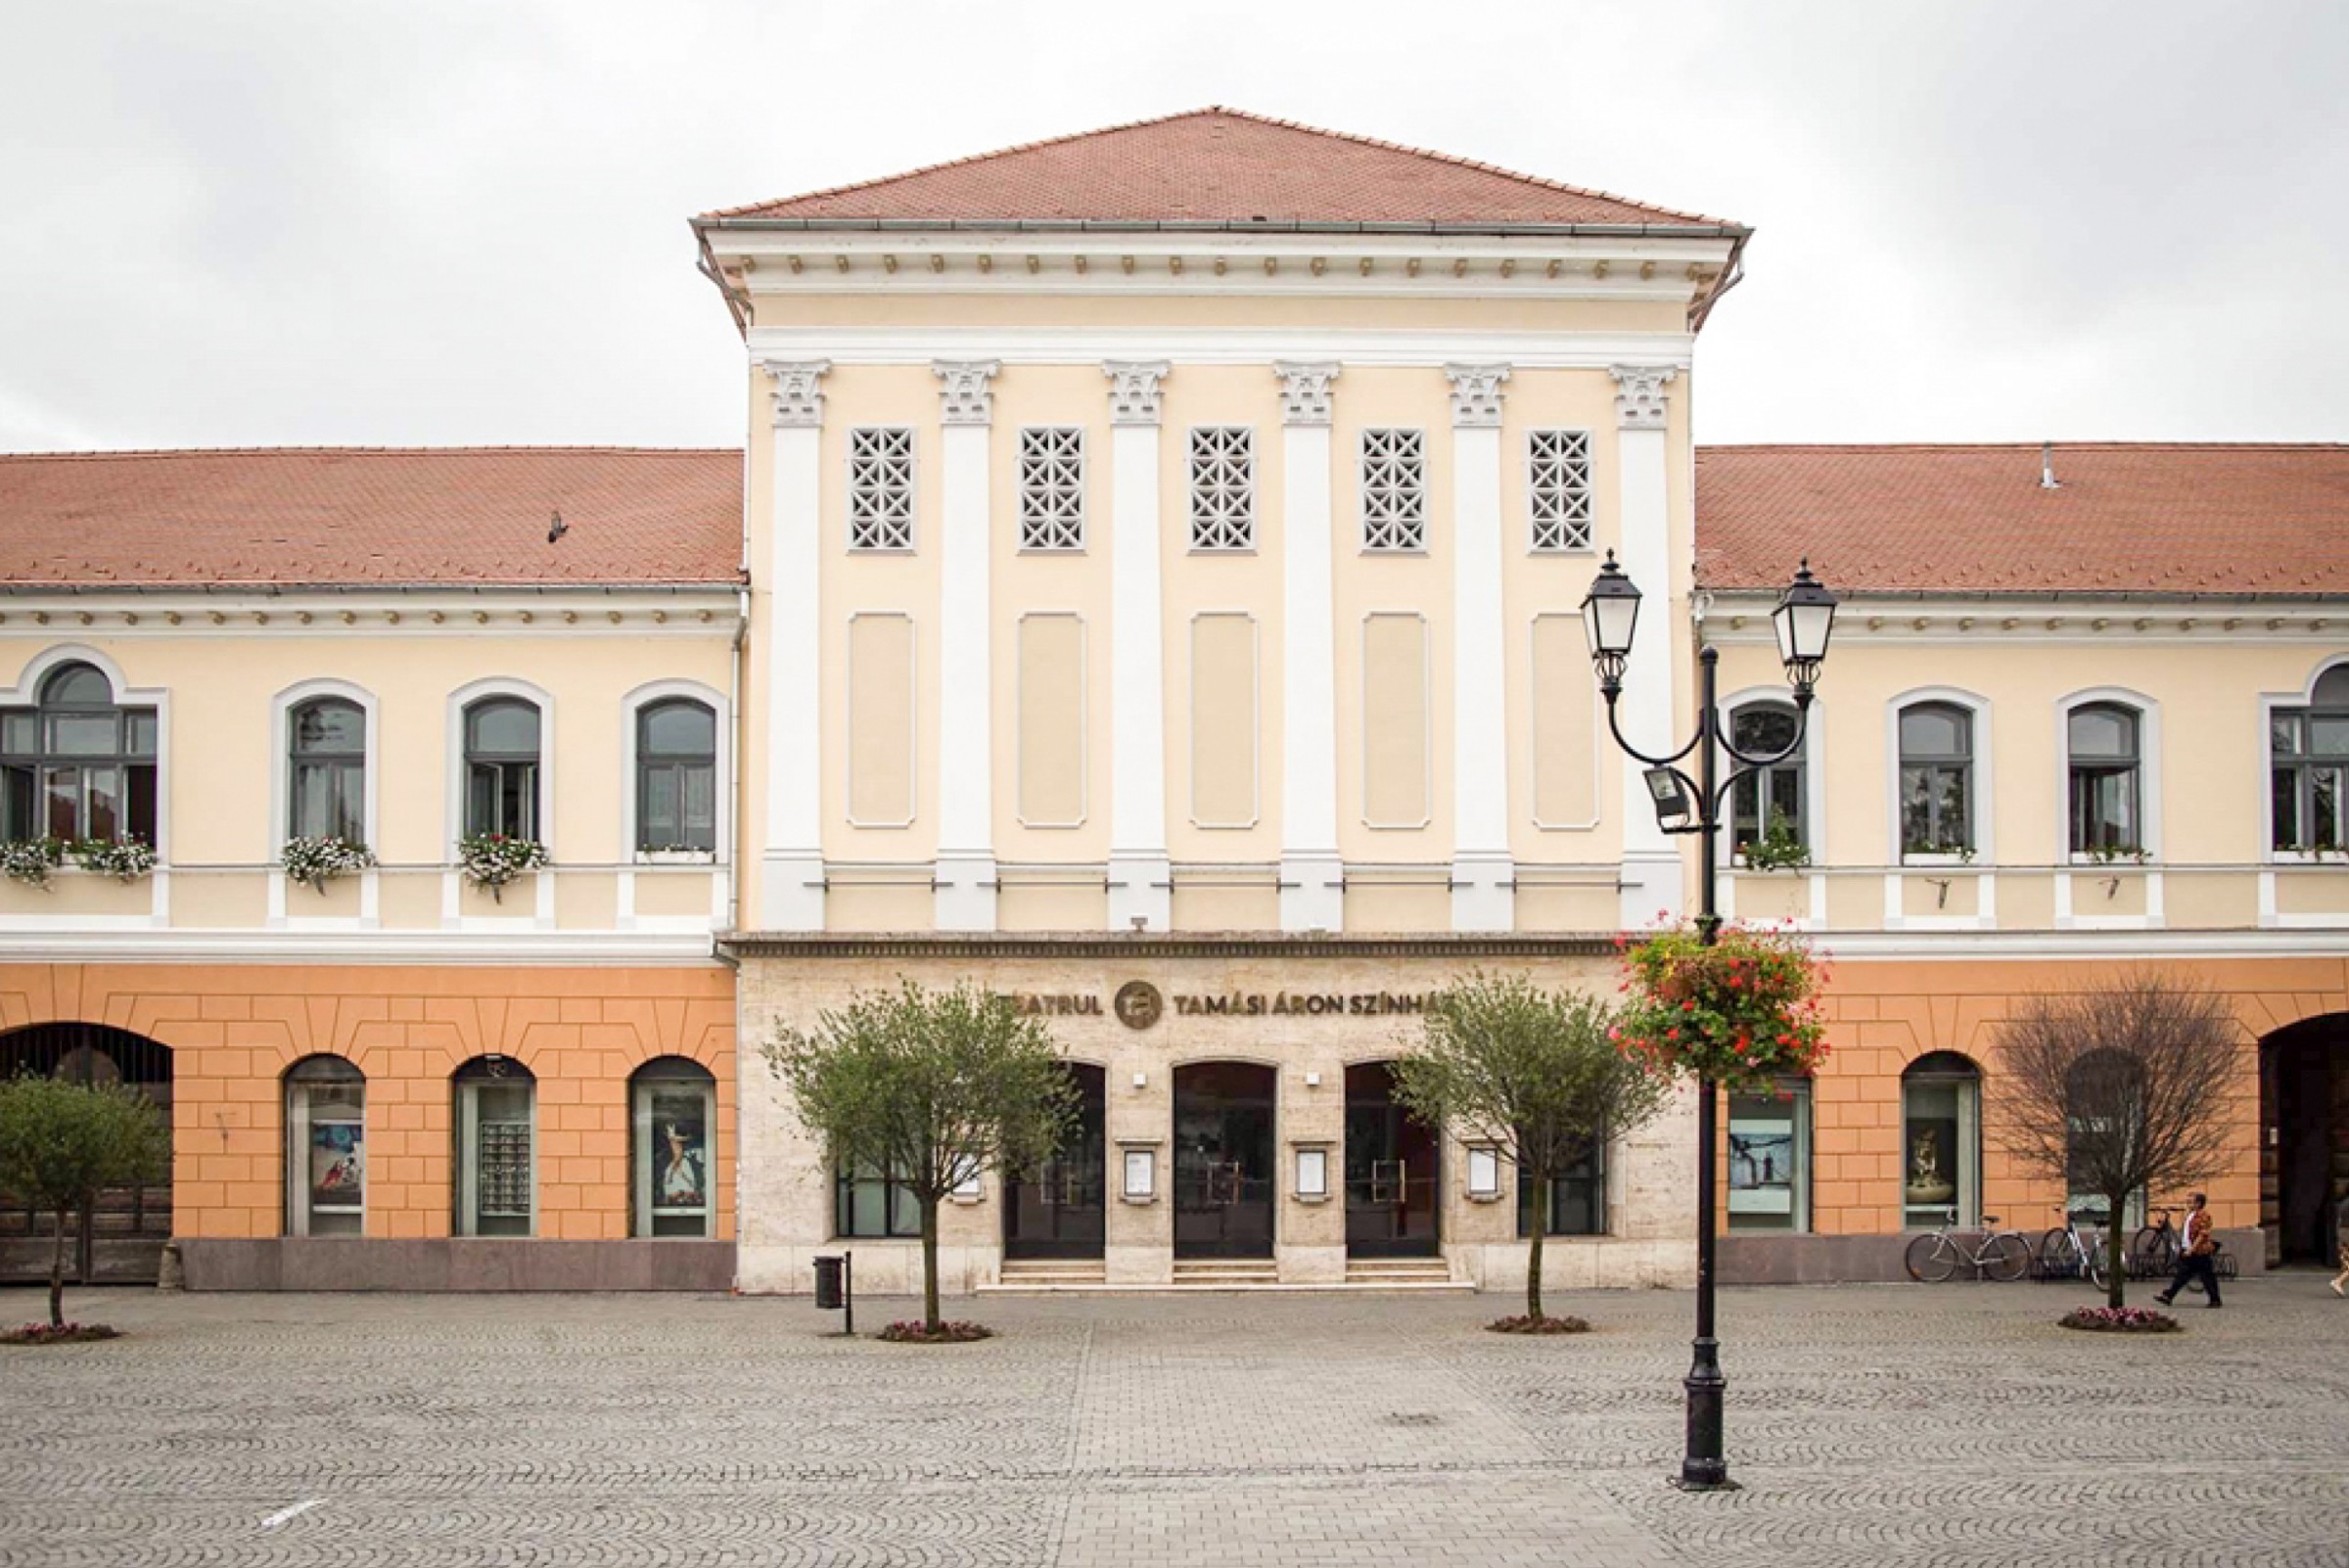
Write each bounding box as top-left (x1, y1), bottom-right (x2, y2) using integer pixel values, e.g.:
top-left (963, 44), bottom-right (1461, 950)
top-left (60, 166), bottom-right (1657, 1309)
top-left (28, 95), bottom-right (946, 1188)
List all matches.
top-left (2155, 1191), bottom-right (2222, 1309)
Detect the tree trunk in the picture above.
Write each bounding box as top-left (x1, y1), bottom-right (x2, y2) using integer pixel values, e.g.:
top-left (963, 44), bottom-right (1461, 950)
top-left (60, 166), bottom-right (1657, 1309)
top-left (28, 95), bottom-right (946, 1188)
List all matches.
top-left (2106, 1190), bottom-right (2129, 1310)
top-left (1527, 1221), bottom-right (1544, 1321)
top-left (48, 1206), bottom-right (69, 1329)
top-left (920, 1195), bottom-right (942, 1333)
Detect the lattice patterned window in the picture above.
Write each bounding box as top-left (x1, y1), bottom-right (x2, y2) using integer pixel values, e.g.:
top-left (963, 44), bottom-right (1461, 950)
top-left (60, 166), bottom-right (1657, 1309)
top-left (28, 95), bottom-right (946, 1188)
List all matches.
top-left (1018, 427), bottom-right (1085, 551)
top-left (1528, 430), bottom-right (1594, 552)
top-left (1360, 429), bottom-right (1425, 553)
top-left (847, 427), bottom-right (915, 551)
top-left (1188, 427), bottom-right (1255, 551)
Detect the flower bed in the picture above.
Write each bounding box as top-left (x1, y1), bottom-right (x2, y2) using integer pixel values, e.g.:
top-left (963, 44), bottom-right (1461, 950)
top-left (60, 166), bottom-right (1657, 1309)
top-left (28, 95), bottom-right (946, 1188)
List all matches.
top-left (2, 1322), bottom-right (121, 1346)
top-left (876, 1319), bottom-right (993, 1344)
top-left (1615, 922), bottom-right (1830, 1093)
top-left (1486, 1314), bottom-right (1591, 1336)
top-left (2057, 1305), bottom-right (2180, 1334)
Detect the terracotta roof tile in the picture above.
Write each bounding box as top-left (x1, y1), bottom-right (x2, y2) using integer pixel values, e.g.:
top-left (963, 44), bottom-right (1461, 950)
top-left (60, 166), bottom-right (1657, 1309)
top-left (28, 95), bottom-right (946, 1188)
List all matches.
top-left (1694, 443), bottom-right (2349, 597)
top-left (703, 107), bottom-right (1736, 230)
top-left (0, 447), bottom-right (743, 588)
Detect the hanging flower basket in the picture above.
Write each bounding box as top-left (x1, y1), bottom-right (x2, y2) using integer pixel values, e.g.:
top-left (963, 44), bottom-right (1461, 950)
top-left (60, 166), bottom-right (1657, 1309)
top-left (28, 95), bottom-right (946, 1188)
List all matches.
top-left (0, 838), bottom-right (67, 891)
top-left (70, 837), bottom-right (158, 883)
top-left (1614, 922), bottom-right (1830, 1094)
top-left (456, 834), bottom-right (549, 902)
top-left (280, 836), bottom-right (377, 893)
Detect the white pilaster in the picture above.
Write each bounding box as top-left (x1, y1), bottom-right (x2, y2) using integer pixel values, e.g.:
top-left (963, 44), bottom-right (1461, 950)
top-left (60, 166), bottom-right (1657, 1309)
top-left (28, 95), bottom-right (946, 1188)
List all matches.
top-left (757, 359), bottom-right (829, 930)
top-left (1275, 360), bottom-right (1344, 932)
top-left (1446, 364), bottom-right (1513, 931)
top-left (1105, 360), bottom-right (1172, 931)
top-left (1611, 364), bottom-right (1683, 928)
top-left (934, 359), bottom-right (1000, 929)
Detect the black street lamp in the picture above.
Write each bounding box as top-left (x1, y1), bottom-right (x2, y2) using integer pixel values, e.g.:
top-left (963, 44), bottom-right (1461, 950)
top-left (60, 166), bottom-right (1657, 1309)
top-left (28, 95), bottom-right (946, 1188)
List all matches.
top-left (1581, 552), bottom-right (1837, 1492)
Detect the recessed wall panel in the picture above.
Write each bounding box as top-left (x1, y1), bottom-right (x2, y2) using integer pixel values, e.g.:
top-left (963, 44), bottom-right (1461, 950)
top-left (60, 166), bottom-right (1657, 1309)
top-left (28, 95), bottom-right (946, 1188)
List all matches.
top-left (1190, 612), bottom-right (1260, 828)
top-left (1532, 613), bottom-right (1597, 828)
top-left (1017, 613), bottom-right (1086, 828)
top-left (847, 612), bottom-right (916, 827)
top-left (1361, 612), bottom-right (1430, 829)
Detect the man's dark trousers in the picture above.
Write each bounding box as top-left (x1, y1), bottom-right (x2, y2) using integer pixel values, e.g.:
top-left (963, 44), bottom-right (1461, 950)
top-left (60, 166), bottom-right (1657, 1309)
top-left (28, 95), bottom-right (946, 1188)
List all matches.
top-left (2159, 1252), bottom-right (2222, 1306)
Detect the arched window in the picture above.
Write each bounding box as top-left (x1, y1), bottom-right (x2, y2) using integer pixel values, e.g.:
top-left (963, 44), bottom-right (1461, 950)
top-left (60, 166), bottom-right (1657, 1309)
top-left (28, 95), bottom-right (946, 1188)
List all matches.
top-left (1901, 1051), bottom-right (1982, 1228)
top-left (453, 1056), bottom-right (535, 1237)
top-left (631, 1057), bottom-right (714, 1238)
top-left (635, 699), bottom-right (715, 853)
top-left (1, 661), bottom-right (158, 843)
top-left (285, 1055), bottom-right (365, 1237)
top-left (289, 697), bottom-right (366, 841)
top-left (2063, 1048), bottom-right (2146, 1230)
top-left (1728, 1077), bottom-right (1812, 1233)
top-left (2067, 703), bottom-right (2142, 854)
top-left (1729, 701), bottom-right (1805, 858)
top-left (463, 697), bottom-right (541, 841)
top-left (1898, 703), bottom-right (1974, 856)
top-left (2272, 664), bottom-right (2349, 853)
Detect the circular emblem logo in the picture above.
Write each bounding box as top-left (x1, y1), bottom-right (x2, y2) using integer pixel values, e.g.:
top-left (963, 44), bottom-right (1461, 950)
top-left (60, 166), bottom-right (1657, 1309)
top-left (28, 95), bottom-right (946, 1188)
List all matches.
top-left (1113, 980), bottom-right (1164, 1032)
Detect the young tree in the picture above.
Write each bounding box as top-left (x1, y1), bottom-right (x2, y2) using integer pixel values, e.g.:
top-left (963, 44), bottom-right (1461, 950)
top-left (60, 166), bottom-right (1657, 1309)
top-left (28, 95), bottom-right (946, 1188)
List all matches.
top-left (1391, 973), bottom-right (1671, 1323)
top-left (0, 1076), bottom-right (170, 1329)
top-left (1991, 969), bottom-right (2240, 1309)
top-left (764, 981), bottom-right (1076, 1334)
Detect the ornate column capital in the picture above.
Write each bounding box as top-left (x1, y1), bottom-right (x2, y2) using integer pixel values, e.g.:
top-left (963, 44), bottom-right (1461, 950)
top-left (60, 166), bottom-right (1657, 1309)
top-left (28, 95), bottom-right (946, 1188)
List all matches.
top-left (1273, 360), bottom-right (1341, 426)
top-left (1444, 363), bottom-right (1511, 428)
top-left (1609, 365), bottom-right (1678, 432)
top-left (758, 359), bottom-right (832, 428)
top-left (933, 359), bottom-right (1002, 426)
top-left (1103, 360), bottom-right (1171, 426)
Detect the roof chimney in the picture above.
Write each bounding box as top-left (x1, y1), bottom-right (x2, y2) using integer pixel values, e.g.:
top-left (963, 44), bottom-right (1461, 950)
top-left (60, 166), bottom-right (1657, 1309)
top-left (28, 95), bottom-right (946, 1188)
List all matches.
top-left (2040, 441), bottom-right (2059, 490)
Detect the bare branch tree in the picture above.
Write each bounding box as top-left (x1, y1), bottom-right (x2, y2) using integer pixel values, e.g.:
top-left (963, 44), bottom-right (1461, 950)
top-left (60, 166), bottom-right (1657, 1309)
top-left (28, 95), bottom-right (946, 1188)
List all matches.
top-left (1990, 968), bottom-right (2240, 1307)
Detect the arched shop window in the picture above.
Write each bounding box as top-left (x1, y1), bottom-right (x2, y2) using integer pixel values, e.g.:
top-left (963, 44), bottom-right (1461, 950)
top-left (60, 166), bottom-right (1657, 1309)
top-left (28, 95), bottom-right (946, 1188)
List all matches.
top-left (631, 1057), bottom-right (714, 1238)
top-left (2063, 1048), bottom-right (2146, 1230)
top-left (285, 1055), bottom-right (365, 1237)
top-left (1727, 1078), bottom-right (1812, 1233)
top-left (1901, 1052), bottom-right (1982, 1228)
top-left (1, 661), bottom-right (158, 843)
top-left (453, 1056), bottom-right (535, 1237)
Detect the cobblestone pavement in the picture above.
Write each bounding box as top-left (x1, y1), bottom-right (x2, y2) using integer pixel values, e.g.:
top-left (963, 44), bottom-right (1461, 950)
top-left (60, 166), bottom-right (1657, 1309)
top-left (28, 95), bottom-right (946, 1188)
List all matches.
top-left (1, 1275), bottom-right (2344, 1566)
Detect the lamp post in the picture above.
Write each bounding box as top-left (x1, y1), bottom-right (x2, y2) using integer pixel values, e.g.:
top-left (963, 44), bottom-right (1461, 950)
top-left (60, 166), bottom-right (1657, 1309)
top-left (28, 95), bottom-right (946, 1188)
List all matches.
top-left (1581, 552), bottom-right (1837, 1492)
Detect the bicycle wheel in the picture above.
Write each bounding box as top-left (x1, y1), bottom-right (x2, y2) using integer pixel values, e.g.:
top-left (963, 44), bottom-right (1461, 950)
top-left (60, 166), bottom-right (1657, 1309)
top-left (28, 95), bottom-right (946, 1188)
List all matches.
top-left (2132, 1227), bottom-right (2175, 1277)
top-left (1981, 1231), bottom-right (2030, 1282)
top-left (2086, 1245), bottom-right (2110, 1292)
top-left (2039, 1229), bottom-right (2075, 1280)
top-left (1906, 1233), bottom-right (1957, 1283)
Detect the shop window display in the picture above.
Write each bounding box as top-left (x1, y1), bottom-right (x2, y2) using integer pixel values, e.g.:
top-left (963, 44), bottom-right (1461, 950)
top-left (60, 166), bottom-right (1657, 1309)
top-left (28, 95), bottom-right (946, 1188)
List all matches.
top-left (454, 1057), bottom-right (535, 1237)
top-left (1901, 1051), bottom-right (1982, 1228)
top-left (284, 1055), bottom-right (364, 1237)
top-left (1727, 1079), bottom-right (1811, 1232)
top-left (632, 1057), bottom-right (714, 1238)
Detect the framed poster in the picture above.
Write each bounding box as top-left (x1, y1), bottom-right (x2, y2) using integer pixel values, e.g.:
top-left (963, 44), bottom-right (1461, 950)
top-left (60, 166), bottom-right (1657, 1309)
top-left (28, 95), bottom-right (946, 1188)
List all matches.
top-left (1727, 1118), bottom-right (1793, 1215)
top-left (650, 1091), bottom-right (708, 1213)
top-left (309, 1120), bottom-right (364, 1211)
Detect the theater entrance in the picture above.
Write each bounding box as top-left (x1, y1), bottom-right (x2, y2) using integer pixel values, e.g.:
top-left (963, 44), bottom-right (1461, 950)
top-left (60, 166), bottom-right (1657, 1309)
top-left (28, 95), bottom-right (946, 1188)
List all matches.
top-left (1344, 1060), bottom-right (1441, 1258)
top-left (1003, 1062), bottom-right (1106, 1260)
top-left (1173, 1062), bottom-right (1275, 1259)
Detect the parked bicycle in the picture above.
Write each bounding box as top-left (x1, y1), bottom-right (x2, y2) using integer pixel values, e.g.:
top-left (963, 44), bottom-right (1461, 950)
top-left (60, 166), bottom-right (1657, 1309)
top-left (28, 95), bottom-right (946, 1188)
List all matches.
top-left (2038, 1206), bottom-right (2111, 1289)
top-left (1904, 1209), bottom-right (2031, 1282)
top-left (2130, 1203), bottom-right (2213, 1293)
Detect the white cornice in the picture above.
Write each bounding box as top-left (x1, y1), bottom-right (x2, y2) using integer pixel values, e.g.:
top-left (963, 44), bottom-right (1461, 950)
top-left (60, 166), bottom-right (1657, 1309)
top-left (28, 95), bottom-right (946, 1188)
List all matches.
top-left (746, 326), bottom-right (1693, 371)
top-left (0, 930), bottom-right (721, 964)
top-left (0, 588), bottom-right (743, 636)
top-left (1703, 597), bottom-right (2344, 644)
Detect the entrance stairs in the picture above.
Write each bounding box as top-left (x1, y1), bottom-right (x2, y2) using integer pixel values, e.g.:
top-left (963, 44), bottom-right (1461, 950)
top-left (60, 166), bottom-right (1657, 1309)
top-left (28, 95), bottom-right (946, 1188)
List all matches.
top-left (981, 1256), bottom-right (1473, 1293)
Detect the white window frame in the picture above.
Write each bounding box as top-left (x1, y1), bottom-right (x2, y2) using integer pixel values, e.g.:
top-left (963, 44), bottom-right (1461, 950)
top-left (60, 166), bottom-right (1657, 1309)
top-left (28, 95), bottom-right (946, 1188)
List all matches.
top-left (1525, 428), bottom-right (1595, 553)
top-left (1016, 425), bottom-right (1086, 552)
top-left (444, 677), bottom-right (556, 858)
top-left (2261, 655), bottom-right (2349, 865)
top-left (1885, 687), bottom-right (1994, 865)
top-left (847, 426), bottom-right (917, 553)
top-left (2054, 687), bottom-right (2161, 864)
top-left (1186, 425), bottom-right (1256, 553)
top-left (1359, 428), bottom-right (1427, 554)
top-left (0, 643), bottom-right (172, 870)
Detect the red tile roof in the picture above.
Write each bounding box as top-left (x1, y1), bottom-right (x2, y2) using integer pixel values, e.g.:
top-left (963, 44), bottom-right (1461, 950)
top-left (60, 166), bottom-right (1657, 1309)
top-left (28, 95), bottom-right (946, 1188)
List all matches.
top-left (0, 447), bottom-right (743, 588)
top-left (702, 108), bottom-right (1737, 231)
top-left (1695, 443), bottom-right (2349, 597)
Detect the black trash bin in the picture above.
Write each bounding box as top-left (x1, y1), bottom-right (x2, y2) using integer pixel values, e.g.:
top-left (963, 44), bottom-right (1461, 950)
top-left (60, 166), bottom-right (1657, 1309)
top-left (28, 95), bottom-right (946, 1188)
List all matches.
top-left (814, 1255), bottom-right (845, 1310)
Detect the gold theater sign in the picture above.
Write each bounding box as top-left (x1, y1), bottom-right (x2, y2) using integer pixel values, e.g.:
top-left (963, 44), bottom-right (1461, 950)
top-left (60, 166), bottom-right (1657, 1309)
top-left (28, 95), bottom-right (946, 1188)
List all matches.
top-left (1005, 982), bottom-right (1431, 1030)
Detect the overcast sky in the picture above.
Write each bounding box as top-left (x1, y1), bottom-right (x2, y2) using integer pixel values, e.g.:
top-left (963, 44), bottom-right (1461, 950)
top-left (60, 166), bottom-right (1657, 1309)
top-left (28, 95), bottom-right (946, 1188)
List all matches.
top-left (3, 1), bottom-right (2343, 454)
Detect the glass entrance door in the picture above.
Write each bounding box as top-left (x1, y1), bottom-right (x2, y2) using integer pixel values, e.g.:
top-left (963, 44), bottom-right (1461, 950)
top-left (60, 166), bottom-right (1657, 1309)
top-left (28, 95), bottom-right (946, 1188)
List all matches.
top-left (1004, 1063), bottom-right (1107, 1259)
top-left (1344, 1061), bottom-right (1441, 1258)
top-left (1173, 1062), bottom-right (1276, 1259)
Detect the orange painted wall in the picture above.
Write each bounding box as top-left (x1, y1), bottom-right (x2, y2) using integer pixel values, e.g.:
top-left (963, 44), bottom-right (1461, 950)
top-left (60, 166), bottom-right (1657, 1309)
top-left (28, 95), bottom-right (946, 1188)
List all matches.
top-left (1722, 954), bottom-right (2349, 1238)
top-left (0, 963), bottom-right (735, 1244)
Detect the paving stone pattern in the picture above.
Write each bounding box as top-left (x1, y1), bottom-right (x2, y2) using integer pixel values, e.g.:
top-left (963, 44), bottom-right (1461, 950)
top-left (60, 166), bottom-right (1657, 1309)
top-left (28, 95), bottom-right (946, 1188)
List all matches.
top-left (0, 1278), bottom-right (2343, 1566)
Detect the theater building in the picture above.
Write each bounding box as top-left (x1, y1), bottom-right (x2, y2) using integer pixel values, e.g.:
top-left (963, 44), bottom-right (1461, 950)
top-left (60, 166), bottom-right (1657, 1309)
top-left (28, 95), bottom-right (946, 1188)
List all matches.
top-left (5, 109), bottom-right (2343, 1294)
top-left (0, 448), bottom-right (744, 1290)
